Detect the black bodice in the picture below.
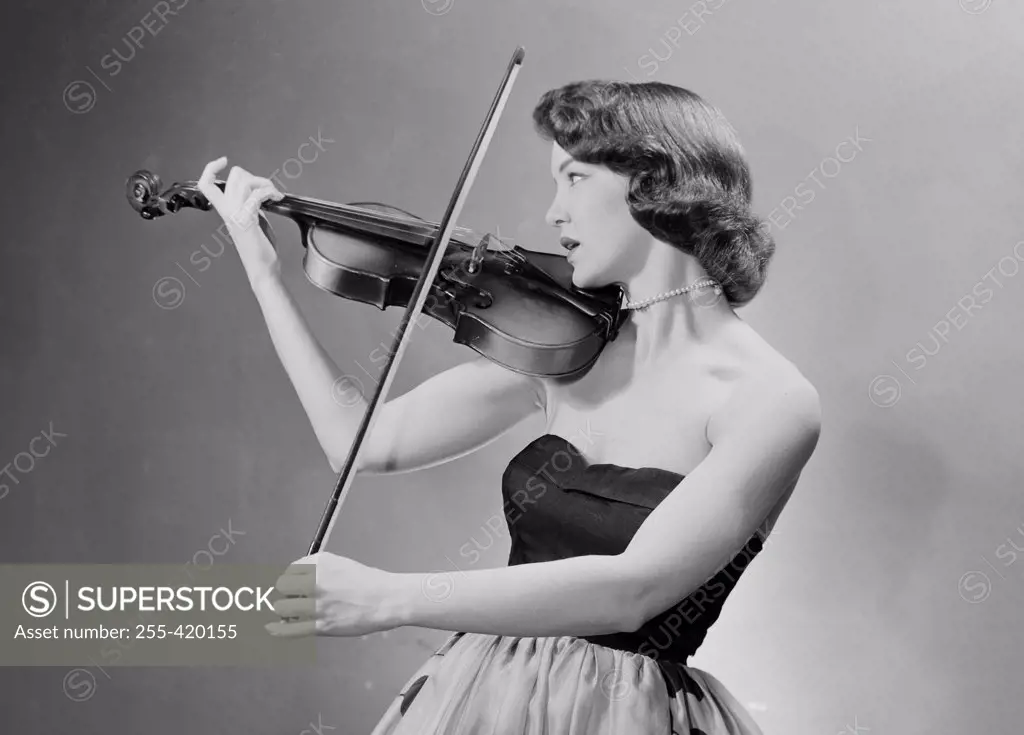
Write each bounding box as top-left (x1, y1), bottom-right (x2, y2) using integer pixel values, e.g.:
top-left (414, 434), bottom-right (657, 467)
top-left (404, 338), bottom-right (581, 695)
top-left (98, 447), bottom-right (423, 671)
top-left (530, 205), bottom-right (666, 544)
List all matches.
top-left (501, 433), bottom-right (764, 667)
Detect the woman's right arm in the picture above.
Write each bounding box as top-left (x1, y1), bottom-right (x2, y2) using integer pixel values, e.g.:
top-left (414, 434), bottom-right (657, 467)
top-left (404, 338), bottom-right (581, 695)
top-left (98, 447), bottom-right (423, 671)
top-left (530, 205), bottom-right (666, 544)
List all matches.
top-left (194, 157), bottom-right (543, 477)
top-left (250, 271), bottom-right (544, 475)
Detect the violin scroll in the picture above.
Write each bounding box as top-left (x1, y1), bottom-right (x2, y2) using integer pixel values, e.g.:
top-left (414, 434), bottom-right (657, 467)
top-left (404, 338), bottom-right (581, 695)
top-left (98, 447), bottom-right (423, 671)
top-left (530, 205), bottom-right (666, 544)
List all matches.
top-left (126, 169), bottom-right (214, 220)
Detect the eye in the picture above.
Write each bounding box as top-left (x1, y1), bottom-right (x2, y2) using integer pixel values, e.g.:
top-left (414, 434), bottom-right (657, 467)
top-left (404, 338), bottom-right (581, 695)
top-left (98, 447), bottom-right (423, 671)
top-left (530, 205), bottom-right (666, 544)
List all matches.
top-left (567, 172), bottom-right (584, 186)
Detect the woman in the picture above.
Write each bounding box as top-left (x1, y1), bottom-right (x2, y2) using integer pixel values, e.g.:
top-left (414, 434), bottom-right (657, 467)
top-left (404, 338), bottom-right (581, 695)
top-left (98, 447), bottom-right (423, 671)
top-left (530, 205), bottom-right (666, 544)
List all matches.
top-left (197, 80), bottom-right (821, 734)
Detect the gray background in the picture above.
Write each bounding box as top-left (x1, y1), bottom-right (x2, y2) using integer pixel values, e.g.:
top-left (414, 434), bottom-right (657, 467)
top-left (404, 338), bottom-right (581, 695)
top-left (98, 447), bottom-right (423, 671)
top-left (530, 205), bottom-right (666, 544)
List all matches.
top-left (2, 0), bottom-right (1023, 733)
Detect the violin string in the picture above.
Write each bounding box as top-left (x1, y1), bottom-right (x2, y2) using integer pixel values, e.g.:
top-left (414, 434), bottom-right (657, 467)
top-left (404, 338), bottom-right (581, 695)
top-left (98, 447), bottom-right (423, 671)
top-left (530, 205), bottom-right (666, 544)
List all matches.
top-left (346, 202), bottom-right (426, 222)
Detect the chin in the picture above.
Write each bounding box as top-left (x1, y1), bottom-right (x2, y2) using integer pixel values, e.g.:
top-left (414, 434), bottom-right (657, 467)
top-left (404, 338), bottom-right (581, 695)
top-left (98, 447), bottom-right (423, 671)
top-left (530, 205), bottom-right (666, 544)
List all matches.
top-left (569, 267), bottom-right (592, 289)
top-left (569, 260), bottom-right (610, 290)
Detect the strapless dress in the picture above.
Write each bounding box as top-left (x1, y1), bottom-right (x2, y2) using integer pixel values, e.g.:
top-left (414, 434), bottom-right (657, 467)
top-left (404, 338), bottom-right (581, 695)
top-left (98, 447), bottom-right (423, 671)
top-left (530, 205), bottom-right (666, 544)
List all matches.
top-left (370, 433), bottom-right (766, 735)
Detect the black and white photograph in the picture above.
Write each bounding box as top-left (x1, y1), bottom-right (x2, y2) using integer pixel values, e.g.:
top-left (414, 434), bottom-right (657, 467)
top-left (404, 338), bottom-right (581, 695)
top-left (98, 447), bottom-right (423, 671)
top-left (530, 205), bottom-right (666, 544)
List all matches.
top-left (1, 1), bottom-right (1021, 733)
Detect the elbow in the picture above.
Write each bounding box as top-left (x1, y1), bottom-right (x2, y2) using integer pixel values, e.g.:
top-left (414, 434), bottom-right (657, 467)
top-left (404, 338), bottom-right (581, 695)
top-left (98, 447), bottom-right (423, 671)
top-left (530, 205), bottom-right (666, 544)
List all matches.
top-left (329, 455), bottom-right (371, 475)
top-left (620, 595), bottom-right (650, 633)
top-left (327, 454), bottom-right (347, 475)
top-left (613, 558), bottom-right (654, 633)
top-left (616, 604), bottom-right (645, 634)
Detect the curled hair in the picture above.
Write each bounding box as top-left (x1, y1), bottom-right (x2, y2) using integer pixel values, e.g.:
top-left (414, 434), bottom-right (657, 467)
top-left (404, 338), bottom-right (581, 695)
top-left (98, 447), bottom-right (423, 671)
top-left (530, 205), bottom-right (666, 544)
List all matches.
top-left (532, 80), bottom-right (775, 307)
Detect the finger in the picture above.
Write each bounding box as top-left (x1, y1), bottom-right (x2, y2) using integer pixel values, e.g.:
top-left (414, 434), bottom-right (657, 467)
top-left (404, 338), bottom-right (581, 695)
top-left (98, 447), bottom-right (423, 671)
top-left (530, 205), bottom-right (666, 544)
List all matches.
top-left (287, 557), bottom-right (318, 571)
top-left (243, 183), bottom-right (283, 211)
top-left (225, 165), bottom-right (278, 201)
top-left (196, 156), bottom-right (228, 202)
top-left (253, 183), bottom-right (285, 205)
top-left (271, 596), bottom-right (317, 619)
top-left (238, 185), bottom-right (284, 240)
top-left (265, 618), bottom-right (318, 638)
top-left (228, 190), bottom-right (266, 231)
top-left (275, 570), bottom-right (317, 597)
top-left (229, 175), bottom-right (281, 208)
top-left (229, 182), bottom-right (283, 231)
top-left (225, 164), bottom-right (250, 196)
top-left (248, 176), bottom-right (285, 201)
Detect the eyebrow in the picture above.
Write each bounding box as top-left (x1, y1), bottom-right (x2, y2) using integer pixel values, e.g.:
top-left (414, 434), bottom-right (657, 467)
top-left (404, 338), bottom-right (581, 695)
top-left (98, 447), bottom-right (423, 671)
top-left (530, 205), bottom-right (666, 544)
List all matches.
top-left (552, 156), bottom-right (575, 179)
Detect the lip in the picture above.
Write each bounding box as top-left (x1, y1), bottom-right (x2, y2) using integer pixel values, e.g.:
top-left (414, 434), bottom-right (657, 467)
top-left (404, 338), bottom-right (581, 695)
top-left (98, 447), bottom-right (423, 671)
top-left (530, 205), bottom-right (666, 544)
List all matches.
top-left (560, 236), bottom-right (581, 252)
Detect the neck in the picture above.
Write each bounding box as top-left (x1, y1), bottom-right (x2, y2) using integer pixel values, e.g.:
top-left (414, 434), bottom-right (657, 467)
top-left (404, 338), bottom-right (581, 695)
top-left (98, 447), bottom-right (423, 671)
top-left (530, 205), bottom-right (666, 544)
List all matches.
top-left (623, 296), bottom-right (739, 370)
top-left (619, 250), bottom-right (740, 370)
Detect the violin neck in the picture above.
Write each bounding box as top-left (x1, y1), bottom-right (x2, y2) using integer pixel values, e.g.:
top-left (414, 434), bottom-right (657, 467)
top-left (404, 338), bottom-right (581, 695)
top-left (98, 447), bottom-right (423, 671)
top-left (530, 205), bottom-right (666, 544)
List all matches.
top-left (262, 193), bottom-right (473, 248)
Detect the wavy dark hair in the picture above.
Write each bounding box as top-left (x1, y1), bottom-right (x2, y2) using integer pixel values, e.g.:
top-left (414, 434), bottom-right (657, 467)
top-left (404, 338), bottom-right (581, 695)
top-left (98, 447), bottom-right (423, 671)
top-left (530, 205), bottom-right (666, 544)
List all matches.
top-left (532, 80), bottom-right (774, 307)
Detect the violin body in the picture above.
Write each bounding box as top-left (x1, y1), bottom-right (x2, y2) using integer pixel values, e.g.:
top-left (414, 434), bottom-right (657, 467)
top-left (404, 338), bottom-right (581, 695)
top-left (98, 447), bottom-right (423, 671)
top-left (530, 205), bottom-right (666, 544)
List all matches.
top-left (127, 171), bottom-right (627, 378)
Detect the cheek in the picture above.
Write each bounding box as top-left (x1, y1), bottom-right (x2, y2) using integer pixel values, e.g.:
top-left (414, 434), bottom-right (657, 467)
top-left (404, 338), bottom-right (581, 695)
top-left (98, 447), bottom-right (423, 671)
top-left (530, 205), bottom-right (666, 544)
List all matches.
top-left (593, 202), bottom-right (643, 254)
top-left (580, 194), bottom-right (621, 239)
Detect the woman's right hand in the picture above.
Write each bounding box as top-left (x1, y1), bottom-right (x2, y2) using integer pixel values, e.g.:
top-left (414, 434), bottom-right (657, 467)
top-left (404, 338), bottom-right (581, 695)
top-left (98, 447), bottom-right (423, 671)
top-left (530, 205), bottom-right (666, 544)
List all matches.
top-left (196, 156), bottom-right (285, 280)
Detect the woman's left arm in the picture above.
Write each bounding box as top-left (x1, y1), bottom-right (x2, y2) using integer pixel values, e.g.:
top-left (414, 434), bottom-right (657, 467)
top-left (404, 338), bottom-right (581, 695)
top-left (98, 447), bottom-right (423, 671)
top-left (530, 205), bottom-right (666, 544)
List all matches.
top-left (269, 549), bottom-right (651, 638)
top-left (388, 378), bottom-right (817, 636)
top-left (617, 378), bottom-right (822, 627)
top-left (391, 553), bottom-right (650, 636)
top-left (268, 378), bottom-right (820, 639)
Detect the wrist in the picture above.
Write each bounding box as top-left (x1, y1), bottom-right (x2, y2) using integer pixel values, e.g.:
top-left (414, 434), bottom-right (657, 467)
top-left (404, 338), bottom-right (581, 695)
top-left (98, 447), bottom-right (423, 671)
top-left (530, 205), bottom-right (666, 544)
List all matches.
top-left (378, 572), bottom-right (420, 629)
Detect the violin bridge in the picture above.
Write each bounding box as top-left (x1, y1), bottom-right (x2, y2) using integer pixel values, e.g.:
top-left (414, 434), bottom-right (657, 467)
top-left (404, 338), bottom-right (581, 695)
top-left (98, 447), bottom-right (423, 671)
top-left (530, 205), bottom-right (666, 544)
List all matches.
top-left (466, 233), bottom-right (495, 274)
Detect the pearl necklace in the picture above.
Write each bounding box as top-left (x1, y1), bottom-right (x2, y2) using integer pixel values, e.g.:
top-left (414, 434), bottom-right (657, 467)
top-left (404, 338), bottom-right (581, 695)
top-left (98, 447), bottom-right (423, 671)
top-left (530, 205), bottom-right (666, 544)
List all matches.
top-left (622, 277), bottom-right (722, 311)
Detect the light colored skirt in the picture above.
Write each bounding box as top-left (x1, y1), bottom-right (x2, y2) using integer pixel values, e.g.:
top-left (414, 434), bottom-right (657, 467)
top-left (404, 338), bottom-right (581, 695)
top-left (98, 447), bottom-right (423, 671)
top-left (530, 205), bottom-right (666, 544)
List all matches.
top-left (369, 631), bottom-right (763, 734)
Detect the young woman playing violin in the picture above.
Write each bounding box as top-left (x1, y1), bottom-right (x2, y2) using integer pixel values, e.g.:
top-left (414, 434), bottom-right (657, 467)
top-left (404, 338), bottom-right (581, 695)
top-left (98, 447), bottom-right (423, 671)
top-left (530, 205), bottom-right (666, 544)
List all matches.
top-left (197, 80), bottom-right (821, 734)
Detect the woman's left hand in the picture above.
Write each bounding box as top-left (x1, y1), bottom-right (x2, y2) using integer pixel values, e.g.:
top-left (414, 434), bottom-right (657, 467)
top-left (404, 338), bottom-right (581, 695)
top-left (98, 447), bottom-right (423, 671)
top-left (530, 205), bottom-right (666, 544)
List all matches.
top-left (266, 552), bottom-right (402, 638)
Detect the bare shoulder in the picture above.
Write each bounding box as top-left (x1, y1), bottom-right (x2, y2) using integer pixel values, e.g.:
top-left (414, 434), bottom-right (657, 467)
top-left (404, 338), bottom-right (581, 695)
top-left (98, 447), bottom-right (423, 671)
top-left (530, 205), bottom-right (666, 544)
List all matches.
top-left (706, 336), bottom-right (822, 448)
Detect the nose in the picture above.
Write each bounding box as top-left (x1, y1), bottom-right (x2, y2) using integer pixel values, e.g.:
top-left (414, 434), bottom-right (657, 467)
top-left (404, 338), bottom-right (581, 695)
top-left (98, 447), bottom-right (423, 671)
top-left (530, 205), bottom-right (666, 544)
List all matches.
top-left (544, 195), bottom-right (568, 228)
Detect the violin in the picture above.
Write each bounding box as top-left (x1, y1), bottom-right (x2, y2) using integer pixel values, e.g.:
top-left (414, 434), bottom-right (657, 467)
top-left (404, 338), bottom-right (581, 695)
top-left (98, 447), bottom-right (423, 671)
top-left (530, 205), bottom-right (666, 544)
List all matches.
top-left (124, 46), bottom-right (624, 556)
top-left (125, 174), bottom-right (627, 378)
